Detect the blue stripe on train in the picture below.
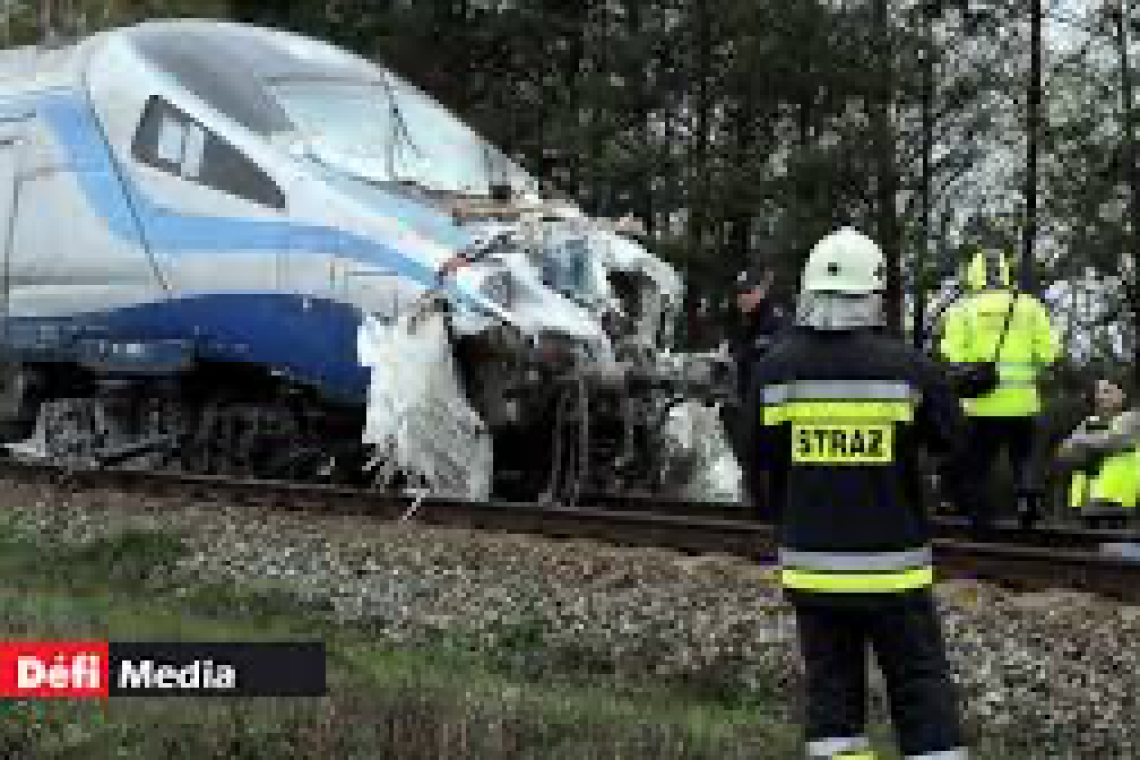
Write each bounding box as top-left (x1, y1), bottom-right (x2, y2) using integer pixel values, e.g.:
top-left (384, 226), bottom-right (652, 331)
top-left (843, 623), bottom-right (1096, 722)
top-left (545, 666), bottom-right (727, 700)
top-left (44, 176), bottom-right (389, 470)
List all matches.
top-left (35, 91), bottom-right (482, 308)
top-left (1, 89), bottom-right (494, 401)
top-left (9, 293), bottom-right (369, 403)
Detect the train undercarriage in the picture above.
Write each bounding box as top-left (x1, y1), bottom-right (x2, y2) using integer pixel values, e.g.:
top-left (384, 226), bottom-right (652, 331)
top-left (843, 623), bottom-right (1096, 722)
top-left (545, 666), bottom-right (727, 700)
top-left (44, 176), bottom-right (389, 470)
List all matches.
top-left (0, 362), bottom-right (368, 482)
top-left (0, 330), bottom-right (738, 504)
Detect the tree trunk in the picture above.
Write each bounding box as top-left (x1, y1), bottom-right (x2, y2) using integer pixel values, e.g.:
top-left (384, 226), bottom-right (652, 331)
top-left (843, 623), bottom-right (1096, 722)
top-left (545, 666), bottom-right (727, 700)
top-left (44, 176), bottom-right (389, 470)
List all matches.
top-left (586, 3), bottom-right (609, 215)
top-left (1115, 0), bottom-right (1139, 390)
top-left (871, 0), bottom-right (902, 334)
top-left (626, 0), bottom-right (656, 238)
top-left (729, 64), bottom-right (757, 272)
top-left (1023, 0), bottom-right (1042, 293)
top-left (41, 0), bottom-right (57, 44)
top-left (688, 0), bottom-right (712, 263)
top-left (915, 1), bottom-right (936, 348)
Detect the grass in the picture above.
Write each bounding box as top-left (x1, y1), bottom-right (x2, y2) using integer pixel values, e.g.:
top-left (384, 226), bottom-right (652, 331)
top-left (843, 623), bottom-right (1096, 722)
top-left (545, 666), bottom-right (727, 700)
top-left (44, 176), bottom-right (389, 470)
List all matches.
top-left (0, 525), bottom-right (810, 759)
top-left (0, 522), bottom-right (1023, 758)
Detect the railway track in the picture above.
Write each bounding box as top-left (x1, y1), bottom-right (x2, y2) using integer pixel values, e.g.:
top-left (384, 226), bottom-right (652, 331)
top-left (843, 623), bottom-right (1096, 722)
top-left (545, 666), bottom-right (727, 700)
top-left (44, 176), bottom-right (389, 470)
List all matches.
top-left (577, 492), bottom-right (1139, 551)
top-left (2, 458), bottom-right (1140, 603)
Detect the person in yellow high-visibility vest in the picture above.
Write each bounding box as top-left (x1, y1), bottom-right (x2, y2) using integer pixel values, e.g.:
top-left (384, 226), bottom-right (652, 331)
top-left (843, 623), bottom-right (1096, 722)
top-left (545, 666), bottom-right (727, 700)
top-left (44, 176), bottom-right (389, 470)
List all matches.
top-left (1059, 378), bottom-right (1139, 529)
top-left (939, 249), bottom-right (1059, 536)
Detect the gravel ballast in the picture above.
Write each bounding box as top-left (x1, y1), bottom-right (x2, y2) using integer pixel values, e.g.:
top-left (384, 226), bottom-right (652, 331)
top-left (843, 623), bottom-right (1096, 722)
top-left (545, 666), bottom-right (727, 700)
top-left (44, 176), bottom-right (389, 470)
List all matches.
top-left (2, 481), bottom-right (1137, 757)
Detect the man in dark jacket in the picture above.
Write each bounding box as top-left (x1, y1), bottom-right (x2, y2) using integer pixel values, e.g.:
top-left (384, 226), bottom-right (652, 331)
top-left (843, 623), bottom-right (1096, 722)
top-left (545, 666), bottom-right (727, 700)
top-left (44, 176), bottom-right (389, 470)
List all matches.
top-left (744, 228), bottom-right (970, 759)
top-left (728, 263), bottom-right (786, 398)
top-left (723, 263), bottom-right (786, 515)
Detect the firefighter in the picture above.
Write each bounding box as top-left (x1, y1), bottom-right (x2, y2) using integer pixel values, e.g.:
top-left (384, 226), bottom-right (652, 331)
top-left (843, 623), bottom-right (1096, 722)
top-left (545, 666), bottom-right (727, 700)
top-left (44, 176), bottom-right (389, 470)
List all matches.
top-left (1059, 378), bottom-right (1139, 529)
top-left (939, 249), bottom-right (1059, 534)
top-left (745, 228), bottom-right (969, 759)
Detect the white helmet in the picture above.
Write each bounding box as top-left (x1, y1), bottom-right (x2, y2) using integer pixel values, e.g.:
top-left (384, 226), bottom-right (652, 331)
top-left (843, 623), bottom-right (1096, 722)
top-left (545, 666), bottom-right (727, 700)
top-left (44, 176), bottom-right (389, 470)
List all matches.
top-left (801, 228), bottom-right (885, 294)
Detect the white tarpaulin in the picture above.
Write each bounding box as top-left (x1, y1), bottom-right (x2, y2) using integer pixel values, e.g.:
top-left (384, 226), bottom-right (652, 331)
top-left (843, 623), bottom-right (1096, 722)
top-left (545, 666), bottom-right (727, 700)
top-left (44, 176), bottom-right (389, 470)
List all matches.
top-left (357, 309), bottom-right (492, 500)
top-left (662, 401), bottom-right (743, 502)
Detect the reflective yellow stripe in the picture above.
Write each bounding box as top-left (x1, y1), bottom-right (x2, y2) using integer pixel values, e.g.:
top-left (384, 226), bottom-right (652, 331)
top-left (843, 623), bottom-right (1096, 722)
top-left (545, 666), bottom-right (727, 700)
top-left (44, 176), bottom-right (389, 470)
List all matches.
top-left (998, 362), bottom-right (1036, 384)
top-left (780, 547), bottom-right (932, 571)
top-left (808, 737), bottom-right (872, 757)
top-left (780, 565), bottom-right (934, 593)
top-left (762, 401), bottom-right (914, 426)
top-left (1068, 470), bottom-right (1091, 510)
top-left (963, 385), bottom-right (1040, 416)
top-left (762, 380), bottom-right (918, 404)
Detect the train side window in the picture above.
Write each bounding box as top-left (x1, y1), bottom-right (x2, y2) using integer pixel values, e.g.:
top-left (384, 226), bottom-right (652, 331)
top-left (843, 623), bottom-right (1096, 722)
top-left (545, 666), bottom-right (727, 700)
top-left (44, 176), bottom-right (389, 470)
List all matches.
top-left (133, 96), bottom-right (285, 210)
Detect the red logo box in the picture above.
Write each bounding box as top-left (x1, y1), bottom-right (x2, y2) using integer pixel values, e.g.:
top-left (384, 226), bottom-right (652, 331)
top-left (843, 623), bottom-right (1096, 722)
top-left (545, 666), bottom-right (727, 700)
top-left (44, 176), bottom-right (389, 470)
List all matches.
top-left (0, 642), bottom-right (110, 698)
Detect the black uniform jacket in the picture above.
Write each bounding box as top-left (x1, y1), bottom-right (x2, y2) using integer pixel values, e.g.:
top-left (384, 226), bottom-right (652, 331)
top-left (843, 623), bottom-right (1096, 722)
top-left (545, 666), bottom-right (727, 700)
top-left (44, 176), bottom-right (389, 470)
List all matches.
top-left (729, 301), bottom-right (786, 394)
top-left (744, 327), bottom-right (968, 600)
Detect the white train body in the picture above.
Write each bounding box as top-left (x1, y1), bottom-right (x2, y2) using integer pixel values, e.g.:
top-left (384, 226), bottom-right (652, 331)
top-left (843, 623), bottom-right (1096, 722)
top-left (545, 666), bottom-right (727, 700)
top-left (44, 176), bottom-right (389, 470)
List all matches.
top-left (0, 21), bottom-right (635, 394)
top-left (0, 21), bottom-right (732, 499)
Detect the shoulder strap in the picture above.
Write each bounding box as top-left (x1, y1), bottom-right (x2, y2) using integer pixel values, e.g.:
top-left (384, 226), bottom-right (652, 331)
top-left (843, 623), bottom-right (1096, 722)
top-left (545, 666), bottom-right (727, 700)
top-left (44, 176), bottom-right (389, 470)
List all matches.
top-left (991, 287), bottom-right (1018, 362)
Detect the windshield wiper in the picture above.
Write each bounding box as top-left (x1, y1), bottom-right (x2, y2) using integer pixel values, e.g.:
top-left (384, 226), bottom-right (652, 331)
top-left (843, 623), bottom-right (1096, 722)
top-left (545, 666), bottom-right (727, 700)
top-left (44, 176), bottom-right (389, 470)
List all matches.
top-left (375, 71), bottom-right (426, 182)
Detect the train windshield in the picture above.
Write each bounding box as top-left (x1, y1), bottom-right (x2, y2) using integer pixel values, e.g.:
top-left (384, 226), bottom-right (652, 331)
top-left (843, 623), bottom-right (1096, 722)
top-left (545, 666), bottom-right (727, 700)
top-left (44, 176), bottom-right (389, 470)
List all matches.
top-left (271, 77), bottom-right (536, 198)
top-left (538, 236), bottom-right (594, 302)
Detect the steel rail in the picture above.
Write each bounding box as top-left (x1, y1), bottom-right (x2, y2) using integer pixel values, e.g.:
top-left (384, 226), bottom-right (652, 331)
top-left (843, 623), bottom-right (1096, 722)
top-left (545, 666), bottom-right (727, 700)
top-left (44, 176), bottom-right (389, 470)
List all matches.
top-left (571, 492), bottom-right (1140, 551)
top-left (2, 459), bottom-right (1140, 603)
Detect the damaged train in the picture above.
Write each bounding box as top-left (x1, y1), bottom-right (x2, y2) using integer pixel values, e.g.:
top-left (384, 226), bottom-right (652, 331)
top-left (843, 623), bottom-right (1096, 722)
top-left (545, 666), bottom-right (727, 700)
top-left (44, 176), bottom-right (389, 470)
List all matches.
top-left (0, 20), bottom-right (740, 501)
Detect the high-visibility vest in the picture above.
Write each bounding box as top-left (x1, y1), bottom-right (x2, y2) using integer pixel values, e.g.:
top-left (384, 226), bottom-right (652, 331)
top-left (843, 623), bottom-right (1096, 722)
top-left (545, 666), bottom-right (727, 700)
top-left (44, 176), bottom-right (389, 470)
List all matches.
top-left (939, 291), bottom-right (1059, 417)
top-left (1069, 415), bottom-right (1139, 516)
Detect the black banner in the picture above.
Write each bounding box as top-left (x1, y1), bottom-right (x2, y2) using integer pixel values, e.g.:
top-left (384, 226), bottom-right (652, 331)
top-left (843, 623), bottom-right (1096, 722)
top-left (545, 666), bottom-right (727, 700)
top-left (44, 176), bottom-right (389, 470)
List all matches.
top-left (108, 642), bottom-right (326, 697)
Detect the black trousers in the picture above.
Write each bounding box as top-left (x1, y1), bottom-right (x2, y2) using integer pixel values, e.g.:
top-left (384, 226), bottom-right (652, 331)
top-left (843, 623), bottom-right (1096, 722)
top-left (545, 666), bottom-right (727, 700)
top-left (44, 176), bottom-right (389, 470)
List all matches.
top-left (947, 415), bottom-right (1037, 530)
top-left (719, 387), bottom-right (775, 522)
top-left (793, 590), bottom-right (964, 757)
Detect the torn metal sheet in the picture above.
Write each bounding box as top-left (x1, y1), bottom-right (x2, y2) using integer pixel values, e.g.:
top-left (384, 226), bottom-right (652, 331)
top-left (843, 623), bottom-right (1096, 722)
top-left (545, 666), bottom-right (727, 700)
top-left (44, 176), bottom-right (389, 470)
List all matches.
top-left (358, 310), bottom-right (492, 500)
